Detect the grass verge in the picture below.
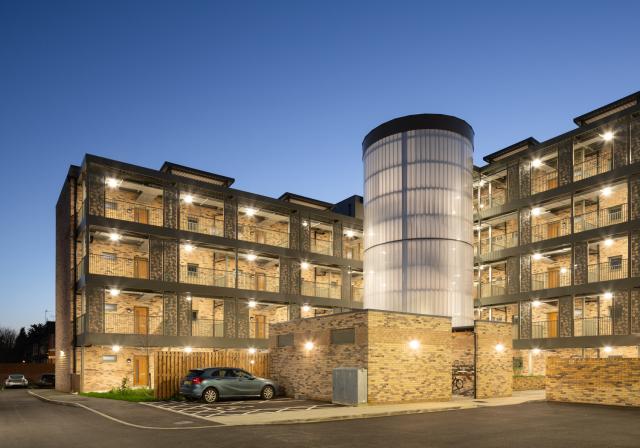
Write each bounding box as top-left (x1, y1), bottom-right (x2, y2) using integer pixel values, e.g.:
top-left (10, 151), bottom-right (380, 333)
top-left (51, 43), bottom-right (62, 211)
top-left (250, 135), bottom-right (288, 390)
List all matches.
top-left (80, 388), bottom-right (156, 402)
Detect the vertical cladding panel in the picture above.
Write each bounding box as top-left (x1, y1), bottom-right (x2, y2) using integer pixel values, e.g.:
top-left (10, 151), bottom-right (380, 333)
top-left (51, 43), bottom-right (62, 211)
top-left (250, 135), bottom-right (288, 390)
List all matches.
top-left (519, 255), bottom-right (531, 293)
top-left (177, 294), bottom-right (191, 337)
top-left (236, 300), bottom-right (249, 339)
top-left (279, 258), bottom-right (291, 294)
top-left (88, 174), bottom-right (105, 216)
top-left (288, 304), bottom-right (301, 320)
top-left (519, 209), bottom-right (531, 246)
top-left (518, 161), bottom-right (531, 199)
top-left (149, 237), bottom-right (163, 281)
top-left (163, 240), bottom-right (178, 282)
top-left (558, 296), bottom-right (573, 338)
top-left (613, 291), bottom-right (630, 336)
top-left (224, 298), bottom-right (237, 338)
top-left (557, 140), bottom-right (572, 186)
top-left (506, 163), bottom-right (519, 202)
top-left (163, 293), bottom-right (177, 336)
top-left (631, 176), bottom-right (640, 221)
top-left (163, 187), bottom-right (178, 229)
top-left (631, 290), bottom-right (640, 334)
top-left (506, 257), bottom-right (519, 295)
top-left (573, 242), bottom-right (588, 285)
top-left (519, 301), bottom-right (532, 339)
top-left (613, 118), bottom-right (629, 168)
top-left (631, 233), bottom-right (640, 278)
top-left (289, 212), bottom-right (300, 250)
top-left (86, 286), bottom-right (104, 333)
top-left (341, 267), bottom-right (351, 301)
top-left (363, 127), bottom-right (474, 327)
top-left (223, 196), bottom-right (237, 239)
top-left (631, 115), bottom-right (640, 164)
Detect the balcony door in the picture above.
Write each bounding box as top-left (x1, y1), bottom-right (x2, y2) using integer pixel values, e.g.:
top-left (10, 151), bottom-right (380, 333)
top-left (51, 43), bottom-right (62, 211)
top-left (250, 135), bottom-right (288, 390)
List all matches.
top-left (254, 314), bottom-right (266, 338)
top-left (547, 311), bottom-right (558, 338)
top-left (134, 257), bottom-right (149, 279)
top-left (134, 207), bottom-right (149, 224)
top-left (134, 306), bottom-right (148, 334)
top-left (548, 268), bottom-right (560, 288)
top-left (547, 221), bottom-right (560, 239)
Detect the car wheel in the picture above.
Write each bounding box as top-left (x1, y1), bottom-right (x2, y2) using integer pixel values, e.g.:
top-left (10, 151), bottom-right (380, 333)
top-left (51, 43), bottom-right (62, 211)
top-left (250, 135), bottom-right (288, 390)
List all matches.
top-left (202, 387), bottom-right (218, 403)
top-left (261, 385), bottom-right (275, 400)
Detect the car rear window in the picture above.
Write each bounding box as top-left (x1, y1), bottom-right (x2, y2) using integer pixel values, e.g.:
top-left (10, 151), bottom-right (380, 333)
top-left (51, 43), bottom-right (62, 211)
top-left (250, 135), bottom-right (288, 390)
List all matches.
top-left (186, 370), bottom-right (204, 378)
top-left (9, 375), bottom-right (24, 379)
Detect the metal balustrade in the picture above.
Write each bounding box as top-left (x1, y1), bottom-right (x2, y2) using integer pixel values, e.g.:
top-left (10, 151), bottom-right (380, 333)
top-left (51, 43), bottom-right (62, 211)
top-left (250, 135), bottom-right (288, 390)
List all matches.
top-left (574, 317), bottom-right (612, 336)
top-left (587, 259), bottom-right (628, 283)
top-left (302, 280), bottom-right (341, 299)
top-left (574, 204), bottom-right (627, 233)
top-left (478, 189), bottom-right (507, 210)
top-left (531, 170), bottom-right (558, 194)
top-left (532, 319), bottom-right (558, 338)
top-left (237, 271), bottom-right (280, 293)
top-left (310, 237), bottom-right (333, 255)
top-left (179, 265), bottom-right (236, 287)
top-left (531, 217), bottom-right (571, 242)
top-left (104, 313), bottom-right (163, 335)
top-left (531, 270), bottom-right (571, 291)
top-left (479, 281), bottom-right (506, 298)
top-left (180, 213), bottom-right (224, 237)
top-left (478, 231), bottom-right (518, 255)
top-left (104, 198), bottom-right (163, 226)
top-left (573, 156), bottom-right (612, 181)
top-left (238, 223), bottom-right (289, 248)
top-left (88, 254), bottom-right (150, 279)
top-left (191, 319), bottom-right (224, 337)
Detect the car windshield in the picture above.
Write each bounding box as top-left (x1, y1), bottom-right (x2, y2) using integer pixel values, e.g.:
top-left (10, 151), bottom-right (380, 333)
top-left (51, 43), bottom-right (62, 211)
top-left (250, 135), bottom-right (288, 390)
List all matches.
top-left (9, 375), bottom-right (24, 379)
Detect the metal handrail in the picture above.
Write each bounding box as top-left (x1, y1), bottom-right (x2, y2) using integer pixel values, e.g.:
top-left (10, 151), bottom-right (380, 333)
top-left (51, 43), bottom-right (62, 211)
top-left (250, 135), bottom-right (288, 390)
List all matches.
top-left (574, 316), bottom-right (612, 336)
top-left (237, 271), bottom-right (280, 293)
top-left (104, 313), bottom-right (163, 335)
top-left (531, 169), bottom-right (558, 194)
top-left (310, 237), bottom-right (333, 255)
top-left (531, 217), bottom-right (571, 242)
top-left (587, 259), bottom-right (628, 283)
top-left (479, 280), bottom-right (506, 298)
top-left (478, 231), bottom-right (518, 254)
top-left (104, 198), bottom-right (163, 226)
top-left (180, 213), bottom-right (224, 237)
top-left (179, 265), bottom-right (236, 287)
top-left (302, 280), bottom-right (341, 299)
top-left (88, 254), bottom-right (150, 279)
top-left (531, 319), bottom-right (558, 338)
top-left (238, 223), bottom-right (290, 248)
top-left (531, 269), bottom-right (571, 291)
top-left (573, 156), bottom-right (612, 181)
top-left (191, 319), bottom-right (225, 337)
top-left (574, 203), bottom-right (628, 233)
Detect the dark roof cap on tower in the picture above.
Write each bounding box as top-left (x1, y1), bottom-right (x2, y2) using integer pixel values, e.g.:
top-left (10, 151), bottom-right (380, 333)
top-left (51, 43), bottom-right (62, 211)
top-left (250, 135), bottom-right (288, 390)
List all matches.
top-left (362, 114), bottom-right (474, 154)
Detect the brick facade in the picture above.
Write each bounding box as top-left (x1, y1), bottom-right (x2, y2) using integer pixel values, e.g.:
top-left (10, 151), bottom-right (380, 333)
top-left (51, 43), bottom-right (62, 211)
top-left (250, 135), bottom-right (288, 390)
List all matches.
top-left (474, 321), bottom-right (513, 399)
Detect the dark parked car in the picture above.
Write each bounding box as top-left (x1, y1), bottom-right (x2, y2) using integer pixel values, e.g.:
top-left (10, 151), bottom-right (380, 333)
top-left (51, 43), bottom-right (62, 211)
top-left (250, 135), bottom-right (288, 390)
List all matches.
top-left (179, 367), bottom-right (279, 403)
top-left (4, 374), bottom-right (28, 388)
top-left (37, 374), bottom-right (55, 388)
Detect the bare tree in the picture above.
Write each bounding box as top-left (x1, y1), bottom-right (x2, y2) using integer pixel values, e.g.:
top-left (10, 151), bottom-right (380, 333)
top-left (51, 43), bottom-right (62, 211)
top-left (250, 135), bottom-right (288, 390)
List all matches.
top-left (0, 327), bottom-right (17, 362)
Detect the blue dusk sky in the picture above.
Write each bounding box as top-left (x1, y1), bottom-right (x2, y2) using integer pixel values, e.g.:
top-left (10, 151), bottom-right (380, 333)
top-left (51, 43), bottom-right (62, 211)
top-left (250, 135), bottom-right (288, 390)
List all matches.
top-left (1, 1), bottom-right (639, 329)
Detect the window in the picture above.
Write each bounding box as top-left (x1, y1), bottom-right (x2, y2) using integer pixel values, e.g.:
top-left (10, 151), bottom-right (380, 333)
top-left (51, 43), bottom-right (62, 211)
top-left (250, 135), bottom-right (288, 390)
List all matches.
top-left (191, 310), bottom-right (198, 320)
top-left (277, 333), bottom-right (294, 347)
top-left (102, 355), bottom-right (117, 362)
top-left (187, 216), bottom-right (199, 231)
top-left (105, 304), bottom-right (117, 312)
top-left (105, 201), bottom-right (118, 211)
top-left (331, 328), bottom-right (355, 345)
top-left (187, 264), bottom-right (198, 276)
top-left (101, 252), bottom-right (117, 261)
top-left (608, 205), bottom-right (622, 221)
top-left (609, 256), bottom-right (623, 270)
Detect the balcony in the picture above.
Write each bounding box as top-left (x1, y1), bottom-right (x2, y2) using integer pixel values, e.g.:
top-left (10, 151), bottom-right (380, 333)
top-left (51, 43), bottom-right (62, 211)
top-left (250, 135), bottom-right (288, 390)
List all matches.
top-left (478, 232), bottom-right (518, 255)
top-left (191, 319), bottom-right (224, 337)
top-left (180, 213), bottom-right (224, 237)
top-left (179, 265), bottom-right (236, 287)
top-left (477, 190), bottom-right (506, 210)
top-left (302, 280), bottom-right (341, 299)
top-left (531, 169), bottom-right (558, 195)
top-left (351, 286), bottom-right (363, 301)
top-left (104, 199), bottom-right (163, 227)
top-left (532, 319), bottom-right (558, 338)
top-left (237, 271), bottom-right (279, 293)
top-left (249, 320), bottom-right (269, 339)
top-left (480, 280), bottom-right (506, 298)
top-left (532, 269), bottom-right (571, 291)
top-left (88, 254), bottom-right (149, 279)
top-left (531, 217), bottom-right (570, 242)
top-left (310, 237), bottom-right (333, 256)
top-left (574, 204), bottom-right (628, 233)
top-left (105, 313), bottom-right (163, 335)
top-left (238, 223), bottom-right (289, 248)
top-left (574, 317), bottom-right (612, 337)
top-left (573, 156), bottom-right (612, 182)
top-left (587, 259), bottom-right (628, 283)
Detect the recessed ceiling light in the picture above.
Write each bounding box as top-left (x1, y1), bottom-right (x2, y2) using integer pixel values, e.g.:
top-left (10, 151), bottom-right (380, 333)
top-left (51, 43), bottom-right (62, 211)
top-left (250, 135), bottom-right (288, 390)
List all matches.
top-left (604, 238), bottom-right (614, 247)
top-left (246, 253), bottom-right (257, 261)
top-left (105, 178), bottom-right (119, 188)
top-left (532, 348), bottom-right (542, 355)
top-left (184, 346), bottom-right (193, 353)
top-left (601, 131), bottom-right (614, 142)
top-left (109, 288), bottom-right (120, 297)
top-left (532, 159), bottom-right (543, 168)
top-left (304, 341), bottom-right (314, 351)
top-left (183, 243), bottom-right (194, 252)
top-left (300, 261), bottom-right (310, 270)
top-left (109, 232), bottom-right (121, 242)
top-left (532, 253), bottom-right (543, 260)
top-left (245, 207), bottom-right (257, 217)
top-left (408, 339), bottom-right (420, 350)
top-left (112, 345), bottom-right (121, 353)
top-left (532, 300), bottom-right (542, 307)
top-left (248, 347), bottom-right (257, 355)
top-left (603, 292), bottom-right (613, 300)
top-left (183, 194), bottom-right (194, 204)
top-left (531, 207), bottom-right (543, 216)
top-left (600, 187), bottom-right (612, 196)
top-left (302, 304), bottom-right (311, 312)
top-left (345, 230), bottom-right (355, 238)
top-left (248, 299), bottom-right (257, 308)
top-left (603, 345), bottom-right (613, 353)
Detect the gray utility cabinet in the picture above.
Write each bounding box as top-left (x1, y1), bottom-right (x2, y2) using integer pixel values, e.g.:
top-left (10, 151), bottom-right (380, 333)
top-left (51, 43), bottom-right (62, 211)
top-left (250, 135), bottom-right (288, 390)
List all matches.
top-left (332, 367), bottom-right (367, 406)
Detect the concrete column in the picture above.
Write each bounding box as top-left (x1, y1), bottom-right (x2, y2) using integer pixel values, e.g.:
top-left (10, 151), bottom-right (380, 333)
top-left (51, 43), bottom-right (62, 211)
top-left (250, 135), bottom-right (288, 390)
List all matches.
top-left (519, 160), bottom-right (531, 199)
top-left (519, 301), bottom-right (532, 339)
top-left (163, 293), bottom-right (177, 336)
top-left (613, 291), bottom-right (630, 336)
top-left (506, 163), bottom-right (519, 202)
top-left (519, 255), bottom-right (531, 293)
top-left (87, 174), bottom-right (105, 216)
top-left (85, 286), bottom-right (104, 333)
top-left (573, 241), bottom-right (588, 285)
top-left (163, 186), bottom-right (178, 229)
top-left (223, 195), bottom-right (237, 239)
top-left (558, 296), bottom-right (573, 338)
top-left (519, 209), bottom-right (531, 246)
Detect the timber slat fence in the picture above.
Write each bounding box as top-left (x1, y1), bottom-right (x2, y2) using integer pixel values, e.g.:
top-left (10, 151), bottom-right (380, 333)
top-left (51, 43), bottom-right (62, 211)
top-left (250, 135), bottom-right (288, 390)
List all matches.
top-left (154, 351), bottom-right (269, 400)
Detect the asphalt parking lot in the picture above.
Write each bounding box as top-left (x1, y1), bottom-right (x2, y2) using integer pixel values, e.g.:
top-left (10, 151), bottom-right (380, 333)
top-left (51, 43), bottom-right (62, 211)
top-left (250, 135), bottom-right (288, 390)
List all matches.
top-left (144, 397), bottom-right (339, 420)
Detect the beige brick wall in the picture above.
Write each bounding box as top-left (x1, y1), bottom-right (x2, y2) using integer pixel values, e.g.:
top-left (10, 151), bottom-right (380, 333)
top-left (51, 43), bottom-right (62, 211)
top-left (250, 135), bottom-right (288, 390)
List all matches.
top-left (475, 321), bottom-right (513, 399)
top-left (269, 310), bottom-right (452, 404)
top-left (513, 375), bottom-right (545, 390)
top-left (546, 357), bottom-right (640, 406)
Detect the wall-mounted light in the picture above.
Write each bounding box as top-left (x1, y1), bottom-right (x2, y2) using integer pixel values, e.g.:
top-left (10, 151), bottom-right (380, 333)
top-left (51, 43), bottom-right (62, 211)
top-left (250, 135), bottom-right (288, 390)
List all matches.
top-left (532, 348), bottom-right (542, 355)
top-left (345, 230), bottom-right (355, 238)
top-left (531, 159), bottom-right (543, 168)
top-left (603, 346), bottom-right (613, 353)
top-left (109, 288), bottom-right (120, 297)
top-left (302, 220), bottom-right (308, 227)
top-left (184, 346), bottom-right (193, 353)
top-left (600, 186), bottom-right (612, 197)
top-left (531, 207), bottom-right (543, 216)
top-left (300, 261), bottom-right (310, 270)
top-left (182, 194), bottom-right (194, 204)
top-left (601, 131), bottom-right (614, 142)
top-left (248, 347), bottom-right (256, 355)
top-left (532, 300), bottom-right (542, 308)
top-left (112, 345), bottom-right (121, 353)
top-left (105, 177), bottom-right (120, 189)
top-left (126, 358), bottom-right (132, 364)
top-left (185, 294), bottom-right (192, 302)
top-left (603, 292), bottom-right (613, 300)
top-left (248, 299), bottom-right (257, 308)
top-left (304, 341), bottom-right (314, 351)
top-left (603, 238), bottom-right (614, 247)
top-left (245, 207), bottom-right (257, 217)
top-left (495, 343), bottom-right (505, 352)
top-left (246, 253), bottom-right (257, 262)
top-left (302, 304), bottom-right (311, 313)
top-left (532, 253), bottom-right (543, 261)
top-left (183, 243), bottom-right (194, 252)
top-left (408, 339), bottom-right (420, 350)
top-left (109, 232), bottom-right (122, 242)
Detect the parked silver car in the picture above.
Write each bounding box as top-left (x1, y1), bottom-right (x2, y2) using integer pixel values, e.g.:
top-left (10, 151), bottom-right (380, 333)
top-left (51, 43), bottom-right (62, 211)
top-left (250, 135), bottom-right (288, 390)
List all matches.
top-left (179, 367), bottom-right (279, 403)
top-left (4, 374), bottom-right (28, 388)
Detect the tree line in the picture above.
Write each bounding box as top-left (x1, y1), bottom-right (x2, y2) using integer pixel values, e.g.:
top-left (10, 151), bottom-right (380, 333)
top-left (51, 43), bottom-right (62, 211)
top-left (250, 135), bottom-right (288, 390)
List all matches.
top-left (0, 324), bottom-right (53, 363)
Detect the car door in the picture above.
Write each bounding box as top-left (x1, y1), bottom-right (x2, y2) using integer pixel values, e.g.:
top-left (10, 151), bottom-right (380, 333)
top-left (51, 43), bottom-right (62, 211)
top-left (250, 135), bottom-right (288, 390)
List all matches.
top-left (216, 368), bottom-right (242, 397)
top-left (235, 369), bottom-right (262, 396)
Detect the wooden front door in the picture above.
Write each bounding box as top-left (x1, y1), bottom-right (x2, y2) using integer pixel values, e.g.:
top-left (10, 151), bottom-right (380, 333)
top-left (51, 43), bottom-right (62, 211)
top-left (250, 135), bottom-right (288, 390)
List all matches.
top-left (547, 221), bottom-right (560, 239)
top-left (548, 268), bottom-right (560, 288)
top-left (255, 314), bottom-right (266, 338)
top-left (134, 307), bottom-right (148, 334)
top-left (134, 207), bottom-right (149, 224)
top-left (134, 257), bottom-right (149, 279)
top-left (256, 273), bottom-right (266, 291)
top-left (133, 356), bottom-right (149, 386)
top-left (547, 311), bottom-right (558, 338)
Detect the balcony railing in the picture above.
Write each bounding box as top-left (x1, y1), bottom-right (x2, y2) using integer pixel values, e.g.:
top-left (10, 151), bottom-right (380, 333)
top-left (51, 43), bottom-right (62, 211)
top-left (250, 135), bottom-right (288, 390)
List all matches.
top-left (573, 156), bottom-right (612, 182)
top-left (249, 320), bottom-right (269, 339)
top-left (105, 313), bottom-right (163, 335)
top-left (310, 237), bottom-right (333, 256)
top-left (574, 316), bottom-right (612, 336)
top-left (531, 269), bottom-right (571, 291)
top-left (238, 223), bottom-right (289, 248)
top-left (574, 204), bottom-right (628, 233)
top-left (351, 286), bottom-right (364, 301)
top-left (587, 259), bottom-right (628, 283)
top-left (531, 217), bottom-right (571, 242)
top-left (180, 213), bottom-right (224, 237)
top-left (191, 319), bottom-right (224, 338)
top-left (478, 231), bottom-right (518, 255)
top-left (104, 198), bottom-right (163, 226)
top-left (88, 254), bottom-right (150, 279)
top-left (531, 169), bottom-right (558, 194)
top-left (480, 280), bottom-right (506, 298)
top-left (302, 280), bottom-right (341, 299)
top-left (179, 265), bottom-right (235, 287)
top-left (237, 271), bottom-right (280, 293)
top-left (477, 189), bottom-right (507, 210)
top-left (532, 319), bottom-right (558, 338)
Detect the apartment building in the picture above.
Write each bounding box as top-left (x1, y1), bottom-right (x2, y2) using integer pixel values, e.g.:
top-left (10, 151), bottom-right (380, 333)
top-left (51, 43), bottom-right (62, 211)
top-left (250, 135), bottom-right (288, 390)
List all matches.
top-left (473, 91), bottom-right (640, 372)
top-left (56, 156), bottom-right (364, 391)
